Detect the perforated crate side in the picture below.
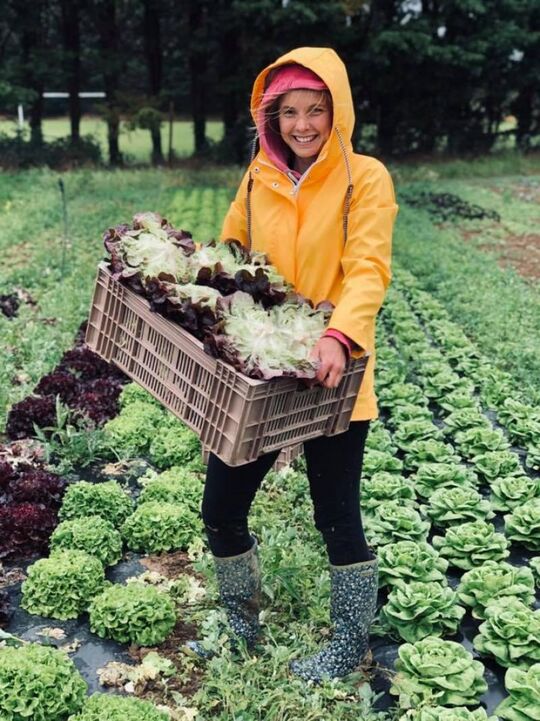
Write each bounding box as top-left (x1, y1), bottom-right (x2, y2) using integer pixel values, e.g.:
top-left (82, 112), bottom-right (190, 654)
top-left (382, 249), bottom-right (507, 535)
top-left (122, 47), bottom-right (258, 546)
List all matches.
top-left (274, 442), bottom-right (303, 470)
top-left (86, 263), bottom-right (370, 467)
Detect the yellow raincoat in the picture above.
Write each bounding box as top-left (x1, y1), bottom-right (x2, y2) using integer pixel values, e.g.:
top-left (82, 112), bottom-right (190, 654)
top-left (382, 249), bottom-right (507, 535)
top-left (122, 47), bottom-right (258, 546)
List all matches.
top-left (221, 47), bottom-right (399, 420)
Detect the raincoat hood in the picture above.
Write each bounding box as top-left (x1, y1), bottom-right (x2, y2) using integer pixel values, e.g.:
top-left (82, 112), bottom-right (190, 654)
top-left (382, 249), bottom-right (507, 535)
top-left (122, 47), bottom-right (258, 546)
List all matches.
top-left (251, 47), bottom-right (356, 172)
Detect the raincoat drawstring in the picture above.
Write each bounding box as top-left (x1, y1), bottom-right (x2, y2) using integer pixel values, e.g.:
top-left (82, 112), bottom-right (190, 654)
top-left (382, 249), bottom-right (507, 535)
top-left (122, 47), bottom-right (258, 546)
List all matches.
top-left (246, 134), bottom-right (259, 251)
top-left (335, 126), bottom-right (355, 245)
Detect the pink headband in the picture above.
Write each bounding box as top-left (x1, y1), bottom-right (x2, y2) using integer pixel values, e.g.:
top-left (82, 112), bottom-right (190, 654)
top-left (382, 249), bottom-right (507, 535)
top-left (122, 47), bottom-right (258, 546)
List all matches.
top-left (257, 65), bottom-right (329, 173)
top-left (261, 65), bottom-right (328, 107)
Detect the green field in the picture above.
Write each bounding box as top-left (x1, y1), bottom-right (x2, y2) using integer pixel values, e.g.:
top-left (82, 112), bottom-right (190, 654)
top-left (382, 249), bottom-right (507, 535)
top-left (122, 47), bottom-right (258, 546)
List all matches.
top-left (1, 161), bottom-right (539, 720)
top-left (0, 116), bottom-right (224, 163)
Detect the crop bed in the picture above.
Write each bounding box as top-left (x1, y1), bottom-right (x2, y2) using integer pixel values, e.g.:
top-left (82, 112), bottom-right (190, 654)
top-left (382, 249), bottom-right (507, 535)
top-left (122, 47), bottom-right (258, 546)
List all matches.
top-left (0, 169), bottom-right (539, 721)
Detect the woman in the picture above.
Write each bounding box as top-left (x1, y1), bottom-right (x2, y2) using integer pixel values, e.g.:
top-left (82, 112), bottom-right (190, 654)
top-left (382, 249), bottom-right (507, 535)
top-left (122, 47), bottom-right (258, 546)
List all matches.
top-left (198, 47), bottom-right (398, 682)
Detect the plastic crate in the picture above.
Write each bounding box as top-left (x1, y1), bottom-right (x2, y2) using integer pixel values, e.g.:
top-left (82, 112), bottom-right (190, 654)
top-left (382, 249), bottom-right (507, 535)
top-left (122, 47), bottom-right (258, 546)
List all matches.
top-left (85, 263), bottom-right (369, 466)
top-left (202, 442), bottom-right (303, 470)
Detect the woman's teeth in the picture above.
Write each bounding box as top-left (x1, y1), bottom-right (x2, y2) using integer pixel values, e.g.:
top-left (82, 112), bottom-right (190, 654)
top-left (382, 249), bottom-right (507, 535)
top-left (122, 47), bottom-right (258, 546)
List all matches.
top-left (294, 135), bottom-right (316, 144)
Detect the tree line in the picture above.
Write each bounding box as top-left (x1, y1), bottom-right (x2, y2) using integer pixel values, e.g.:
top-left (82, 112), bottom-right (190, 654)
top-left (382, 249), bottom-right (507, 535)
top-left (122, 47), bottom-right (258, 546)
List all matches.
top-left (0, 0), bottom-right (538, 165)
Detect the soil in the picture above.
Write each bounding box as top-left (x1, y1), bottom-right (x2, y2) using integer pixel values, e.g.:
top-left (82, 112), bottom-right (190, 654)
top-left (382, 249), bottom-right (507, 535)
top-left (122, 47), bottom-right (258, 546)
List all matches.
top-left (141, 550), bottom-right (204, 581)
top-left (128, 619), bottom-right (206, 701)
top-left (461, 228), bottom-right (540, 281)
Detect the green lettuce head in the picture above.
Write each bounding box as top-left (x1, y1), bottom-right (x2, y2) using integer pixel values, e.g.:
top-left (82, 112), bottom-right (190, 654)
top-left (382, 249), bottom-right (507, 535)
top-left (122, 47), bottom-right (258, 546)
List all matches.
top-left (490, 475), bottom-right (540, 512)
top-left (472, 451), bottom-right (523, 481)
top-left (457, 560), bottom-right (536, 619)
top-left (473, 597), bottom-right (540, 669)
top-left (378, 540), bottom-right (448, 588)
top-left (0, 643), bottom-right (87, 721)
top-left (504, 498), bottom-right (540, 551)
top-left (379, 580), bottom-right (465, 643)
top-left (121, 501), bottom-right (201, 553)
top-left (67, 692), bottom-right (169, 720)
top-left (412, 463), bottom-right (478, 498)
top-left (423, 486), bottom-right (494, 527)
top-left (455, 427), bottom-right (509, 459)
top-left (365, 501), bottom-right (430, 546)
top-left (361, 472), bottom-right (416, 512)
top-left (432, 520), bottom-right (509, 570)
top-left (59, 480), bottom-right (134, 528)
top-left (496, 663), bottom-right (540, 721)
top-left (21, 550), bottom-right (105, 620)
top-left (50, 516), bottom-right (123, 567)
top-left (362, 449), bottom-right (404, 478)
top-left (89, 582), bottom-right (176, 646)
top-left (404, 440), bottom-right (460, 470)
top-left (530, 557), bottom-right (540, 588)
top-left (391, 636), bottom-right (487, 708)
top-left (393, 420), bottom-right (444, 451)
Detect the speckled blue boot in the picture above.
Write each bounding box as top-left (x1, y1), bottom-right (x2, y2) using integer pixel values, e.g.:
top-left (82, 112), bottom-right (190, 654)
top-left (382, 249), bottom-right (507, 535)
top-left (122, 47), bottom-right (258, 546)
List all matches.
top-left (184, 539), bottom-right (261, 658)
top-left (290, 557), bottom-right (378, 682)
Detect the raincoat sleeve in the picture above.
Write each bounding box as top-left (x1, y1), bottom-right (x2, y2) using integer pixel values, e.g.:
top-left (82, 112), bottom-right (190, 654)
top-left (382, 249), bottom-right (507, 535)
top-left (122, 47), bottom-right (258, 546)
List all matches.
top-left (328, 162), bottom-right (398, 355)
top-left (220, 171), bottom-right (250, 246)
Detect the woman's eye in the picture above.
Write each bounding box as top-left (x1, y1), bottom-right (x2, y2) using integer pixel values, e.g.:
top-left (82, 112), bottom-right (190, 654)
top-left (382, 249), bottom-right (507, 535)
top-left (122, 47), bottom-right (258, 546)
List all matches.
top-left (310, 107), bottom-right (324, 115)
top-left (282, 109), bottom-right (295, 117)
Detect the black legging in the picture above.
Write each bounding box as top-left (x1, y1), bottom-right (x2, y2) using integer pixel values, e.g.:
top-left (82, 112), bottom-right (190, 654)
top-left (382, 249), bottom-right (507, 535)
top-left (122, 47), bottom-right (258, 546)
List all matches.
top-left (201, 421), bottom-right (371, 565)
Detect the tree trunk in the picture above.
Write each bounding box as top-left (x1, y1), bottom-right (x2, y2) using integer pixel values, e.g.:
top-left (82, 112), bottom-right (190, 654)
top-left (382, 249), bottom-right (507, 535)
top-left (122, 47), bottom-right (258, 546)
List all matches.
top-left (60, 0), bottom-right (81, 142)
top-left (218, 4), bottom-right (247, 163)
top-left (143, 0), bottom-right (164, 164)
top-left (513, 84), bottom-right (534, 152)
top-left (376, 101), bottom-right (396, 156)
top-left (18, 2), bottom-right (45, 145)
top-left (188, 0), bottom-right (208, 155)
top-left (94, 0), bottom-right (122, 165)
top-left (29, 90), bottom-right (44, 145)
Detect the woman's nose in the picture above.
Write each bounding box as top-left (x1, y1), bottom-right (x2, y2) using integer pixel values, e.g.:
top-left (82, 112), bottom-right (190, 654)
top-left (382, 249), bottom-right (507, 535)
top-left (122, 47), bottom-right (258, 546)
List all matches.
top-left (294, 114), bottom-right (311, 131)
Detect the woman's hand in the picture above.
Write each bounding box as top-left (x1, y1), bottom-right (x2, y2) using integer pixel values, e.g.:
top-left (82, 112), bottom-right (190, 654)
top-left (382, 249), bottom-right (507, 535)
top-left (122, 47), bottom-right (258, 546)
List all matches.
top-left (310, 336), bottom-right (347, 389)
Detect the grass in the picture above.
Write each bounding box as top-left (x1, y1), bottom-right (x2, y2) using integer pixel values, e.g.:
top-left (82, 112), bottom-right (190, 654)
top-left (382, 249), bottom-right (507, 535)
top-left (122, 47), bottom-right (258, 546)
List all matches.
top-left (0, 116), bottom-right (224, 163)
top-left (389, 150), bottom-right (540, 183)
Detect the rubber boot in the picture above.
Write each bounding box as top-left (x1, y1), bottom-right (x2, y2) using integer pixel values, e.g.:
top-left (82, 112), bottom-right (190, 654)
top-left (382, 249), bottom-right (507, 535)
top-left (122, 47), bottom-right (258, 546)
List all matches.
top-left (184, 538), bottom-right (261, 658)
top-left (290, 556), bottom-right (378, 681)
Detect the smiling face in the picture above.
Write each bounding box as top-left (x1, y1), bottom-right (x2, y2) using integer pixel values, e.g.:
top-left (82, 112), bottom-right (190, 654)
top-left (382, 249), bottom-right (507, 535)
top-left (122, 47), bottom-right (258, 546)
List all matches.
top-left (277, 89), bottom-right (332, 172)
